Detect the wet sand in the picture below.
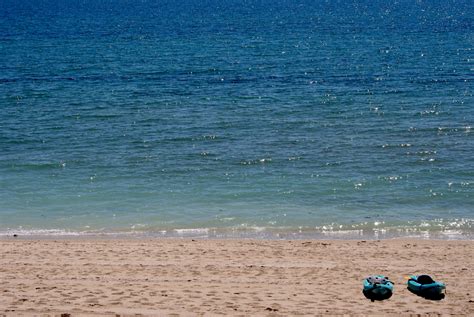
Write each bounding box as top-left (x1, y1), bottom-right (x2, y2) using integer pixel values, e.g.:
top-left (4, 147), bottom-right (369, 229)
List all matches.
top-left (1, 238), bottom-right (473, 316)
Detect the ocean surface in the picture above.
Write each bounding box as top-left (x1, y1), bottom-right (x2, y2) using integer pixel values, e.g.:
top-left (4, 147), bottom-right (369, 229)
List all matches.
top-left (1, 0), bottom-right (473, 238)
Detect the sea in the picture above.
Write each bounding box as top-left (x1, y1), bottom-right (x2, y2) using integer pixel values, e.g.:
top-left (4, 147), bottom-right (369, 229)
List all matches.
top-left (1, 0), bottom-right (473, 239)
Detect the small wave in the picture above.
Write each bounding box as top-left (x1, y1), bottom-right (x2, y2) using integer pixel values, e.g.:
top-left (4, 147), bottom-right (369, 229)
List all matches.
top-left (0, 229), bottom-right (84, 237)
top-left (240, 158), bottom-right (272, 165)
top-left (405, 150), bottom-right (437, 156)
top-left (381, 143), bottom-right (412, 148)
top-left (173, 228), bottom-right (209, 235)
top-left (0, 228), bottom-right (152, 238)
top-left (10, 161), bottom-right (67, 170)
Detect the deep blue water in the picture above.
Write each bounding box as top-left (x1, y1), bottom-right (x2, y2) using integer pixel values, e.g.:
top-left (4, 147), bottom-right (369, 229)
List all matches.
top-left (1, 0), bottom-right (473, 238)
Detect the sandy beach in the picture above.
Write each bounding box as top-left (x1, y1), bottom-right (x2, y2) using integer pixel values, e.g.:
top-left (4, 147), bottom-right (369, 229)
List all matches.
top-left (0, 238), bottom-right (473, 316)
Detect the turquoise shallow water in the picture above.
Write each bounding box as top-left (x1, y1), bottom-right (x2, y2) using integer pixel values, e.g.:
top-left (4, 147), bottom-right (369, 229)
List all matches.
top-left (0, 0), bottom-right (473, 238)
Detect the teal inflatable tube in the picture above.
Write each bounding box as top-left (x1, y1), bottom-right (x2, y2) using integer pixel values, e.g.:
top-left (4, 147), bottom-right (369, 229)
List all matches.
top-left (407, 275), bottom-right (445, 300)
top-left (363, 275), bottom-right (394, 301)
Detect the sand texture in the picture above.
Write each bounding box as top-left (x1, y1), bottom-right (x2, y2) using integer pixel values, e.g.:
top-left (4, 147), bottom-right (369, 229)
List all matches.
top-left (0, 238), bottom-right (473, 316)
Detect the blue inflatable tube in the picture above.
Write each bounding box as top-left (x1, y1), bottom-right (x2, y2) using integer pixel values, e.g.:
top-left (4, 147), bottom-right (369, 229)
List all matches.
top-left (363, 275), bottom-right (394, 301)
top-left (407, 275), bottom-right (445, 300)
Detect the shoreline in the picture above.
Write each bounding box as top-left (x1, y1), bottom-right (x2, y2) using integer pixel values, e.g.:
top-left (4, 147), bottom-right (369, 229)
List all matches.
top-left (2, 224), bottom-right (473, 241)
top-left (2, 234), bottom-right (474, 242)
top-left (2, 238), bottom-right (473, 316)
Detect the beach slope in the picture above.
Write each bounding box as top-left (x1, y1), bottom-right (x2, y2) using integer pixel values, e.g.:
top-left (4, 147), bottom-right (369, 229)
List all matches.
top-left (1, 238), bottom-right (473, 316)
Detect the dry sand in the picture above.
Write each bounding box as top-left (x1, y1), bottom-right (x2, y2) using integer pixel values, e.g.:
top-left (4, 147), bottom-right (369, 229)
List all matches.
top-left (0, 238), bottom-right (473, 316)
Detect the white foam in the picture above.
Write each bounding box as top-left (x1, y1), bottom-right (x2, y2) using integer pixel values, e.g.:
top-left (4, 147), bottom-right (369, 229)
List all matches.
top-left (173, 228), bottom-right (209, 235)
